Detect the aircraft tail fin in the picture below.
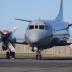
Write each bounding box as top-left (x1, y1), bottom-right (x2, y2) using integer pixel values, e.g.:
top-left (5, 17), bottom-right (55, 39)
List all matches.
top-left (55, 0), bottom-right (63, 21)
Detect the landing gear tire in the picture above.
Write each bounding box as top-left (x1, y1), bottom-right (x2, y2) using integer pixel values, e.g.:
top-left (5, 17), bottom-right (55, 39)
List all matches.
top-left (36, 51), bottom-right (42, 60)
top-left (36, 55), bottom-right (38, 60)
top-left (36, 54), bottom-right (42, 60)
top-left (6, 52), bottom-right (10, 59)
top-left (39, 55), bottom-right (42, 60)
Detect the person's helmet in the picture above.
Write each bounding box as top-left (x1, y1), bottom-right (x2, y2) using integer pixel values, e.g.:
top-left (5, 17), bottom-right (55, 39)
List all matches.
top-left (3, 30), bottom-right (9, 35)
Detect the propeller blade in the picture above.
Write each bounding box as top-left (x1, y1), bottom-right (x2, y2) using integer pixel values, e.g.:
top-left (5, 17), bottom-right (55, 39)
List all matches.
top-left (15, 18), bottom-right (32, 22)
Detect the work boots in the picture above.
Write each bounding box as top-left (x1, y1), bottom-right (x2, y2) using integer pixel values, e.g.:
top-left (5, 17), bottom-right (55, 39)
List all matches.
top-left (10, 52), bottom-right (15, 59)
top-left (6, 52), bottom-right (10, 59)
top-left (6, 52), bottom-right (15, 59)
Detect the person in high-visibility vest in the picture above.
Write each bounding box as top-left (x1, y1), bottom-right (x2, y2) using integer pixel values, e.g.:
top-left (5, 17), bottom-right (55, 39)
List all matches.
top-left (0, 27), bottom-right (18, 59)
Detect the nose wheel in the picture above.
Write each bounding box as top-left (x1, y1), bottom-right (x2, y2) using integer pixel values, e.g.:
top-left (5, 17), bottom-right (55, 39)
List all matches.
top-left (32, 46), bottom-right (42, 60)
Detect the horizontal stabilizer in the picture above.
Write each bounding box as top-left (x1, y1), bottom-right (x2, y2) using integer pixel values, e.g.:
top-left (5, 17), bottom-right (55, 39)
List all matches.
top-left (55, 24), bottom-right (72, 31)
top-left (55, 28), bottom-right (68, 31)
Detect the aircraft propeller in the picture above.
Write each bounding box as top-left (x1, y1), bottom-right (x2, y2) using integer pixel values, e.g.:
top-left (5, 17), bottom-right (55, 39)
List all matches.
top-left (15, 18), bottom-right (32, 22)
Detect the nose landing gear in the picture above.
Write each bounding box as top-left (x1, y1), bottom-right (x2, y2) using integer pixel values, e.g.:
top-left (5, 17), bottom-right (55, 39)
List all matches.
top-left (33, 46), bottom-right (42, 60)
top-left (36, 50), bottom-right (42, 60)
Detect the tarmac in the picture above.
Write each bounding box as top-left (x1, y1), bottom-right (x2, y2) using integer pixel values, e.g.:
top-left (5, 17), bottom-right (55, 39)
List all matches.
top-left (0, 59), bottom-right (72, 72)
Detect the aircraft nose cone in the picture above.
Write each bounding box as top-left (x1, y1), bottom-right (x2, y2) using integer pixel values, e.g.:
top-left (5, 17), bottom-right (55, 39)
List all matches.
top-left (26, 31), bottom-right (40, 43)
top-left (28, 34), bottom-right (39, 43)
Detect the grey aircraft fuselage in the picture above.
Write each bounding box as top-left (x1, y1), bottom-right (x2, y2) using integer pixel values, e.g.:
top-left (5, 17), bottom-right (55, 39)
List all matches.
top-left (25, 20), bottom-right (69, 49)
top-left (25, 20), bottom-right (53, 47)
top-left (16, 0), bottom-right (70, 50)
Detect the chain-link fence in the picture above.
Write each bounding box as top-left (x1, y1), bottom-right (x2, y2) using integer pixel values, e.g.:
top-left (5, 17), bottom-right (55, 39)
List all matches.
top-left (0, 43), bottom-right (72, 58)
top-left (15, 44), bottom-right (72, 58)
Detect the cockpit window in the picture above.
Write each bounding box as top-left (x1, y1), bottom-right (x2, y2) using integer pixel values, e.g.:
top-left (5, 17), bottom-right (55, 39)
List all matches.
top-left (35, 25), bottom-right (38, 29)
top-left (39, 25), bottom-right (44, 29)
top-left (29, 25), bottom-right (34, 29)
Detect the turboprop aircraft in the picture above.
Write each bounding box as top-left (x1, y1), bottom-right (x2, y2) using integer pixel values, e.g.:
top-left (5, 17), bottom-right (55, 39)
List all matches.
top-left (16, 0), bottom-right (72, 60)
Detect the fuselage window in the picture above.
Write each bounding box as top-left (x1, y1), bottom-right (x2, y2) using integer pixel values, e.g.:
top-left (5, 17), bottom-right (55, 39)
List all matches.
top-left (29, 25), bottom-right (34, 29)
top-left (39, 25), bottom-right (44, 29)
top-left (35, 25), bottom-right (38, 29)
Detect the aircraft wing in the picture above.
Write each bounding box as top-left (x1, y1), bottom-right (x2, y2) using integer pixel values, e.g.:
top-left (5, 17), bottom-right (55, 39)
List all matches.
top-left (52, 24), bottom-right (71, 45)
top-left (15, 39), bottom-right (28, 45)
top-left (52, 32), bottom-right (70, 46)
top-left (15, 41), bottom-right (28, 45)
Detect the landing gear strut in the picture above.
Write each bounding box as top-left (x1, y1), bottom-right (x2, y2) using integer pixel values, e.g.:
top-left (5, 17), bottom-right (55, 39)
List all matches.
top-left (33, 45), bottom-right (42, 60)
top-left (35, 50), bottom-right (42, 60)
